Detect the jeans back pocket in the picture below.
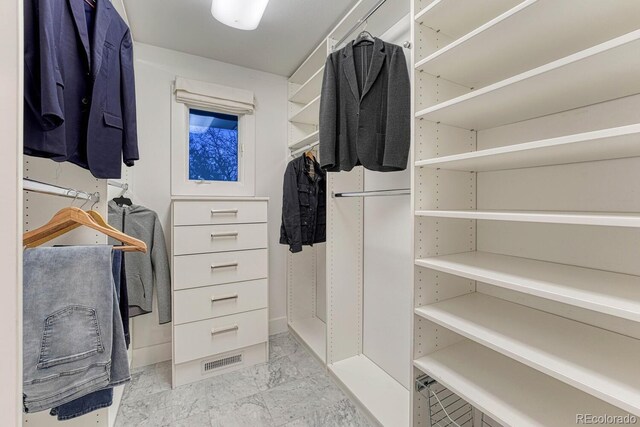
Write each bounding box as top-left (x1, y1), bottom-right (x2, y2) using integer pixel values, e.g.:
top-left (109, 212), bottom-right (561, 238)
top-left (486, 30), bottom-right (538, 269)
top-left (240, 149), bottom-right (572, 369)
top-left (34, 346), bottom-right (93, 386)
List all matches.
top-left (37, 305), bottom-right (105, 370)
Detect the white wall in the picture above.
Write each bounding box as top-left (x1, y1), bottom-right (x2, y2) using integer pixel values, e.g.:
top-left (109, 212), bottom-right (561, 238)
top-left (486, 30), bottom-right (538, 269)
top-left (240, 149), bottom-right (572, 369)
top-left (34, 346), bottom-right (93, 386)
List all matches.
top-left (128, 44), bottom-right (289, 366)
top-left (0, 0), bottom-right (23, 423)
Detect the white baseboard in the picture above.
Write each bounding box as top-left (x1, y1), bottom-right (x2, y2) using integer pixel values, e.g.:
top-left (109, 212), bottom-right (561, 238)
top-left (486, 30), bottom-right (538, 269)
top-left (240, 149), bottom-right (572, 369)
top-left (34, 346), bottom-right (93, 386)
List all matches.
top-left (269, 316), bottom-right (288, 335)
top-left (132, 341), bottom-right (172, 368)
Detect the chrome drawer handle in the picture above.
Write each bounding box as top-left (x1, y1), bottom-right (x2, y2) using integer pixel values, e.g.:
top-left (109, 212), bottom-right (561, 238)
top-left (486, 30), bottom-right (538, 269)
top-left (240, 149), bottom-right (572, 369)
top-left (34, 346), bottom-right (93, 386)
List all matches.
top-left (210, 262), bottom-right (239, 269)
top-left (211, 325), bottom-right (239, 336)
top-left (211, 232), bottom-right (239, 238)
top-left (211, 294), bottom-right (239, 302)
top-left (210, 209), bottom-right (238, 215)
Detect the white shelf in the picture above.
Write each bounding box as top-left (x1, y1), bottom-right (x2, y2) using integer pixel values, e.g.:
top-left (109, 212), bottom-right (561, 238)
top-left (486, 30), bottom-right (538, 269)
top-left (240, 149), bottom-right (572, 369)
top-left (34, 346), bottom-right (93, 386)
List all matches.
top-left (289, 95), bottom-right (320, 125)
top-left (289, 317), bottom-right (326, 363)
top-left (289, 67), bottom-right (324, 105)
top-left (414, 0), bottom-right (520, 40)
top-left (415, 292), bottom-right (640, 416)
top-left (329, 355), bottom-right (410, 427)
top-left (414, 340), bottom-right (629, 427)
top-left (415, 251), bottom-right (640, 322)
top-left (415, 124), bottom-right (640, 172)
top-left (415, 30), bottom-right (640, 130)
top-left (415, 209), bottom-right (640, 228)
top-left (415, 0), bottom-right (640, 89)
top-left (290, 42), bottom-right (327, 85)
top-left (288, 130), bottom-right (319, 151)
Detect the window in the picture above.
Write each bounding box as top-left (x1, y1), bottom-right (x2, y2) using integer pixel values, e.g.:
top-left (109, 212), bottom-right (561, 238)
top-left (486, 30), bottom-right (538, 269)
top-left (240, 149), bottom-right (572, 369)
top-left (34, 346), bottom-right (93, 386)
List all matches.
top-left (171, 77), bottom-right (255, 197)
top-left (188, 109), bottom-right (239, 182)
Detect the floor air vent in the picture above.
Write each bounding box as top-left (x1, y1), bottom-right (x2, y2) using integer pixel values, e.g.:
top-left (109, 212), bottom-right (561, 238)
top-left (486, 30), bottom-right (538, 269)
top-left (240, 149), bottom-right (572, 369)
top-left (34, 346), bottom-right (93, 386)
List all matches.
top-left (202, 353), bottom-right (243, 374)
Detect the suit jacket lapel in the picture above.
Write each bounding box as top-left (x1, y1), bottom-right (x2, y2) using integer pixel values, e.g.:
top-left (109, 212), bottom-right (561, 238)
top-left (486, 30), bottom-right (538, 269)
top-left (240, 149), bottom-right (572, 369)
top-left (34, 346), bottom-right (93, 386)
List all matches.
top-left (68, 0), bottom-right (91, 66)
top-left (91, 0), bottom-right (113, 78)
top-left (342, 43), bottom-right (360, 102)
top-left (360, 38), bottom-right (385, 101)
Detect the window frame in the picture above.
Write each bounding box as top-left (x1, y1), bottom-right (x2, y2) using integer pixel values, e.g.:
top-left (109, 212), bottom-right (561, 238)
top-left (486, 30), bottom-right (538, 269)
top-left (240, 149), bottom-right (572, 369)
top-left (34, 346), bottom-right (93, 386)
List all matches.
top-left (171, 87), bottom-right (256, 197)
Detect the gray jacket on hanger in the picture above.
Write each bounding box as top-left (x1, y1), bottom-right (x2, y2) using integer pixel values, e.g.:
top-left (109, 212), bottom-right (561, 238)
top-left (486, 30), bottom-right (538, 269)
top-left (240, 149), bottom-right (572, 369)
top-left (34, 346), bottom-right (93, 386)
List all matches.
top-left (319, 37), bottom-right (410, 172)
top-left (108, 201), bottom-right (171, 324)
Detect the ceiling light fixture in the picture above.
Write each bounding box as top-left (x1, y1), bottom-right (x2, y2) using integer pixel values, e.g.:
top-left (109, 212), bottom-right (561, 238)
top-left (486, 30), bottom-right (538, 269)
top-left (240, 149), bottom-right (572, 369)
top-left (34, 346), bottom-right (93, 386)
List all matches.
top-left (211, 0), bottom-right (270, 31)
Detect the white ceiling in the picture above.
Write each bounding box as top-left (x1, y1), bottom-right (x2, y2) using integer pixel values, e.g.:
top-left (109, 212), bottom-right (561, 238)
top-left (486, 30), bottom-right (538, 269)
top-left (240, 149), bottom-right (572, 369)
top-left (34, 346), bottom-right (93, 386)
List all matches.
top-left (122, 0), bottom-right (359, 76)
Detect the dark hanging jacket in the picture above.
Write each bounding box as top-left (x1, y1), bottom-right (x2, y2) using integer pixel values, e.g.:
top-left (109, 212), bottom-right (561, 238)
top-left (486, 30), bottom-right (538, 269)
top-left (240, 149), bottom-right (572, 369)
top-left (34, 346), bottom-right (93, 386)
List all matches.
top-left (280, 156), bottom-right (326, 253)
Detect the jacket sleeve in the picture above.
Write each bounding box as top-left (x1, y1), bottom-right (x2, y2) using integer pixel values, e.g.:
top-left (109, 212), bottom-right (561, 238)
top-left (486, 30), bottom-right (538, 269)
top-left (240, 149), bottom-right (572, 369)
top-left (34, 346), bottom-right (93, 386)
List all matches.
top-left (281, 162), bottom-right (303, 253)
top-left (319, 54), bottom-right (337, 170)
top-left (151, 214), bottom-right (172, 324)
top-left (120, 29), bottom-right (139, 167)
top-left (383, 46), bottom-right (411, 170)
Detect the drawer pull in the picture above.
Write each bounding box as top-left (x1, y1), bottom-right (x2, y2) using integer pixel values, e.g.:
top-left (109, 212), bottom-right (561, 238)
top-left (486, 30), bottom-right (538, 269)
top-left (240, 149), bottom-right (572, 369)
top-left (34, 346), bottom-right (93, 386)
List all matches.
top-left (211, 232), bottom-right (239, 238)
top-left (211, 325), bottom-right (239, 336)
top-left (211, 294), bottom-right (239, 303)
top-left (210, 209), bottom-right (239, 215)
top-left (211, 262), bottom-right (239, 269)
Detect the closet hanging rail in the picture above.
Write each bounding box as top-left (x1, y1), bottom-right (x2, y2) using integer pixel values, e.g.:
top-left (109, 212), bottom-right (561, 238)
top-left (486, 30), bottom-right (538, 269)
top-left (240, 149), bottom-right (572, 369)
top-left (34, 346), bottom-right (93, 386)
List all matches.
top-left (333, 188), bottom-right (410, 198)
top-left (291, 141), bottom-right (320, 157)
top-left (107, 180), bottom-right (129, 191)
top-left (23, 178), bottom-right (100, 203)
top-left (333, 0), bottom-right (388, 49)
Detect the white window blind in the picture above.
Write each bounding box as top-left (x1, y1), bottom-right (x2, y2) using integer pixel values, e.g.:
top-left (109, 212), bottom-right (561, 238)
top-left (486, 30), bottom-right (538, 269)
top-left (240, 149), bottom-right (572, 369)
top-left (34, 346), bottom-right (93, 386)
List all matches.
top-left (174, 77), bottom-right (255, 115)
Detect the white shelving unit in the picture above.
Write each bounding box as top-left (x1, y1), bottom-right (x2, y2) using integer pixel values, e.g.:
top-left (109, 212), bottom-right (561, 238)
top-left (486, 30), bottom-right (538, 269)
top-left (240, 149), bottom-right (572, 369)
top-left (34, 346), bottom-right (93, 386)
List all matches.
top-left (414, 340), bottom-right (628, 427)
top-left (415, 292), bottom-right (640, 415)
top-left (415, 124), bottom-right (640, 171)
top-left (411, 1), bottom-right (640, 425)
top-left (415, 252), bottom-right (640, 322)
top-left (289, 67), bottom-right (324, 105)
top-left (415, 30), bottom-right (640, 130)
top-left (415, 209), bottom-right (640, 228)
top-left (289, 95), bottom-right (321, 125)
top-left (288, 130), bottom-right (319, 151)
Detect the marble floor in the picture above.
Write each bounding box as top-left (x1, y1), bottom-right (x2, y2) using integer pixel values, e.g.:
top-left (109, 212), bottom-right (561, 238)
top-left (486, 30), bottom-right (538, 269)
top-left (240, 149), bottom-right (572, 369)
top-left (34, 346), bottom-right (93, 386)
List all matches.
top-left (115, 333), bottom-right (373, 427)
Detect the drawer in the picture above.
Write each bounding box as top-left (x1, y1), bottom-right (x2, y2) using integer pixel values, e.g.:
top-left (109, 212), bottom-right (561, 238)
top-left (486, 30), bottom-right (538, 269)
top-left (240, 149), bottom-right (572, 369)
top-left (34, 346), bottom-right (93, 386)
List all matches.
top-left (174, 308), bottom-right (268, 364)
top-left (173, 201), bottom-right (267, 226)
top-left (173, 249), bottom-right (268, 290)
top-left (174, 223), bottom-right (267, 255)
top-left (174, 279), bottom-right (267, 324)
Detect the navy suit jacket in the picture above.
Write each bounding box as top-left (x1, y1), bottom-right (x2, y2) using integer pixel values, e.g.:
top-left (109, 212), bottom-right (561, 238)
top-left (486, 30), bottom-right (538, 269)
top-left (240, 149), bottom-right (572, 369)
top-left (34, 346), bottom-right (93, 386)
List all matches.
top-left (24, 0), bottom-right (138, 179)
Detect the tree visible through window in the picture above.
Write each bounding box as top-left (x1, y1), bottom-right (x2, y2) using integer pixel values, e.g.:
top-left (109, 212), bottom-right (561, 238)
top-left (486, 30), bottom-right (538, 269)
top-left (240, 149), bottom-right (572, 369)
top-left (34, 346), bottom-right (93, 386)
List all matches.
top-left (189, 109), bottom-right (239, 182)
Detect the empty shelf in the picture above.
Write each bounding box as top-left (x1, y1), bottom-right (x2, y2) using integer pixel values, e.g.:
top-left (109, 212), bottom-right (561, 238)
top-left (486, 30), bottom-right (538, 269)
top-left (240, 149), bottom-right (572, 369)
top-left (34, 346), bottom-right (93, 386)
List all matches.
top-left (329, 355), bottom-right (409, 427)
top-left (288, 130), bottom-right (319, 151)
top-left (414, 0), bottom-right (520, 40)
top-left (289, 317), bottom-right (326, 363)
top-left (415, 124), bottom-right (640, 171)
top-left (415, 251), bottom-right (640, 322)
top-left (415, 209), bottom-right (640, 228)
top-left (415, 0), bottom-right (640, 89)
top-left (415, 292), bottom-right (640, 416)
top-left (415, 30), bottom-right (640, 130)
top-left (289, 67), bottom-right (324, 104)
top-left (414, 340), bottom-right (629, 427)
top-left (289, 95), bottom-right (320, 125)
top-left (290, 42), bottom-right (327, 85)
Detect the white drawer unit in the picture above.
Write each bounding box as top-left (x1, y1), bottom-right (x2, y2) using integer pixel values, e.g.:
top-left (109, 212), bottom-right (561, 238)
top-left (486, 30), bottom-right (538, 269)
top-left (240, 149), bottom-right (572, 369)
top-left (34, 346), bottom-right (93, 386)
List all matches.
top-left (173, 200), bottom-right (268, 226)
top-left (173, 249), bottom-right (268, 290)
top-left (173, 223), bottom-right (268, 255)
top-left (174, 308), bottom-right (269, 364)
top-left (174, 279), bottom-right (268, 325)
top-left (171, 198), bottom-right (269, 387)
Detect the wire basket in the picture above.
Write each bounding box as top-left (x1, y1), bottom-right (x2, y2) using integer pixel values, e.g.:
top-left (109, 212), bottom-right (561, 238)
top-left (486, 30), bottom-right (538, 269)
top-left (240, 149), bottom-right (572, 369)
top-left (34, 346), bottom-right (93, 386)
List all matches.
top-left (416, 375), bottom-right (502, 427)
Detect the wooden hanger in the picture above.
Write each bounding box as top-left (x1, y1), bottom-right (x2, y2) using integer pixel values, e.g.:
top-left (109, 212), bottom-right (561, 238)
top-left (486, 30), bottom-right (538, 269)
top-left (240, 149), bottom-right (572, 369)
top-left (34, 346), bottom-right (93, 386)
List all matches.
top-left (24, 207), bottom-right (147, 252)
top-left (304, 151), bottom-right (316, 161)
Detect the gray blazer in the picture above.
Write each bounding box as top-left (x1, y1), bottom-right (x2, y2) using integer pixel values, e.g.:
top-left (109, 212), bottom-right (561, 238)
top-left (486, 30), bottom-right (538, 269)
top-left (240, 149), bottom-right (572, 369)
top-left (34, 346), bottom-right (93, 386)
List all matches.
top-left (319, 38), bottom-right (410, 172)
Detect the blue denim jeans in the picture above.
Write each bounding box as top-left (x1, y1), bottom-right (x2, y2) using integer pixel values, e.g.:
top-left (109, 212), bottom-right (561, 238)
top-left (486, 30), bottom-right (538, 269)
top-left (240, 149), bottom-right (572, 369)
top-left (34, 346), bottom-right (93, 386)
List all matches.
top-left (49, 250), bottom-right (130, 420)
top-left (23, 246), bottom-right (130, 413)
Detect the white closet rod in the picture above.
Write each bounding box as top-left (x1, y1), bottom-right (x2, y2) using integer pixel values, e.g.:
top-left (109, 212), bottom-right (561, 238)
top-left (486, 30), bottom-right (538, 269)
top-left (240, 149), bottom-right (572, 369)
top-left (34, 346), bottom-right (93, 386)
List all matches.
top-left (290, 141), bottom-right (320, 157)
top-left (333, 188), bottom-right (410, 197)
top-left (107, 180), bottom-right (129, 191)
top-left (23, 178), bottom-right (100, 202)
